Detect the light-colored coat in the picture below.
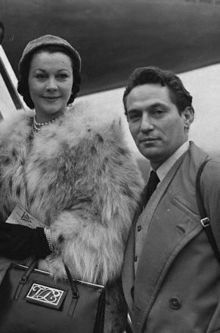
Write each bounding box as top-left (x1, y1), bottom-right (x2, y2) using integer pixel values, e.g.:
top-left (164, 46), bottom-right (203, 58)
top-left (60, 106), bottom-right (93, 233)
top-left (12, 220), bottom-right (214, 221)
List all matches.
top-left (0, 105), bottom-right (143, 332)
top-left (122, 142), bottom-right (220, 333)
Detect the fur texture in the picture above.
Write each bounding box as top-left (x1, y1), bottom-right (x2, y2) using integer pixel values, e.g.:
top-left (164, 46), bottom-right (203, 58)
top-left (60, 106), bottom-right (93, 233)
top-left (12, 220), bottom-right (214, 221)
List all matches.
top-left (0, 104), bottom-right (143, 331)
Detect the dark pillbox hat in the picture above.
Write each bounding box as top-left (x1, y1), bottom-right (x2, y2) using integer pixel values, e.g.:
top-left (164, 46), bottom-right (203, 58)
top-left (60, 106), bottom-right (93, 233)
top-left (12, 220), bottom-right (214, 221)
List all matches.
top-left (18, 34), bottom-right (81, 73)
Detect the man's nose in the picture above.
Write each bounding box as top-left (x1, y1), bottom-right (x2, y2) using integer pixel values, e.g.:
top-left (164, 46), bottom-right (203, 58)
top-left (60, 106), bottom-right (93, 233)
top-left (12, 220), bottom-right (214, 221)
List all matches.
top-left (140, 113), bottom-right (154, 132)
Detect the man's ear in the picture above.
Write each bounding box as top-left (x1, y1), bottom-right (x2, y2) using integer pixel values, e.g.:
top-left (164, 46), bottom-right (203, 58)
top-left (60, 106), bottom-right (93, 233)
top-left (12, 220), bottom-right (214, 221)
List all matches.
top-left (182, 106), bottom-right (194, 130)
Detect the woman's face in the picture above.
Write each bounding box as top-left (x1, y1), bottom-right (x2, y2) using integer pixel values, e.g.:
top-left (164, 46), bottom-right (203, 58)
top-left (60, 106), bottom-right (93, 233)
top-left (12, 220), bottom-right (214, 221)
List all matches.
top-left (28, 51), bottom-right (73, 122)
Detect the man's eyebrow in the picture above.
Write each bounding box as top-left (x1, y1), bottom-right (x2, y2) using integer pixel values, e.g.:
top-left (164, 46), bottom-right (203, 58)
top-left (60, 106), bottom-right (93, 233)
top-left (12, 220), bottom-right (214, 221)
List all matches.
top-left (150, 102), bottom-right (167, 108)
top-left (128, 102), bottom-right (166, 112)
top-left (127, 108), bottom-right (142, 114)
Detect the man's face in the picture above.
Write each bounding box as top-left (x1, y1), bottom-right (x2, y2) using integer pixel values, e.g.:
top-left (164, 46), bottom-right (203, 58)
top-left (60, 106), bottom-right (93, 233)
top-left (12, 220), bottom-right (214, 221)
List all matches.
top-left (126, 83), bottom-right (193, 169)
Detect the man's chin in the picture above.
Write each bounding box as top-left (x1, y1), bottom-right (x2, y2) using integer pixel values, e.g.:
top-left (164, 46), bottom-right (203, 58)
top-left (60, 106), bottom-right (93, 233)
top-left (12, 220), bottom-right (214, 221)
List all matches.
top-left (139, 147), bottom-right (159, 160)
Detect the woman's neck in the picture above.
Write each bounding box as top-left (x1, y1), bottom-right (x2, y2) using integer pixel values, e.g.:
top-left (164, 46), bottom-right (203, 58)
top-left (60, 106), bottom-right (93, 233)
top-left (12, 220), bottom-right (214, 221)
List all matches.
top-left (34, 109), bottom-right (65, 124)
top-left (33, 109), bottom-right (66, 132)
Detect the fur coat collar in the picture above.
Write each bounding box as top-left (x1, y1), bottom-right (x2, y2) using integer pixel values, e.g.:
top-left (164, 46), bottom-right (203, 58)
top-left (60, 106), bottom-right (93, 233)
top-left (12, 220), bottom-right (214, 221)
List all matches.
top-left (0, 104), bottom-right (143, 284)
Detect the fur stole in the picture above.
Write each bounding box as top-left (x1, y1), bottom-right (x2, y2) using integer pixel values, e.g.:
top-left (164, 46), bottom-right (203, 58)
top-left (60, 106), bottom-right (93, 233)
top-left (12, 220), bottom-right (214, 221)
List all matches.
top-left (0, 103), bottom-right (143, 285)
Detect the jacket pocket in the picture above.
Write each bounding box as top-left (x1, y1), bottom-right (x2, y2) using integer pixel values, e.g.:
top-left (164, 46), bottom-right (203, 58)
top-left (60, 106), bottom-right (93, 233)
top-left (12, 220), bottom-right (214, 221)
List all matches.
top-left (171, 195), bottom-right (199, 218)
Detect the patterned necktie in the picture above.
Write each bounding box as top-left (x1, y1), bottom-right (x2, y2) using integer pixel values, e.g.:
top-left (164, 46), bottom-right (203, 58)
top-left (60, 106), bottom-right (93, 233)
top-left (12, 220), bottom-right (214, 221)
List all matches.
top-left (140, 170), bottom-right (160, 210)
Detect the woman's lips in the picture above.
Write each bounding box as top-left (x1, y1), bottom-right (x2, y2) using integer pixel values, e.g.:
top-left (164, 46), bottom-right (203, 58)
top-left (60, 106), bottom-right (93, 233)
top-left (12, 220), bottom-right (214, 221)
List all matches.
top-left (43, 96), bottom-right (60, 102)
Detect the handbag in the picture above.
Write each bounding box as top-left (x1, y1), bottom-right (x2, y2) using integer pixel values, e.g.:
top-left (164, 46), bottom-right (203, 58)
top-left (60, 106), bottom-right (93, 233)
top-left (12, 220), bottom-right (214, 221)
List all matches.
top-left (196, 159), bottom-right (220, 263)
top-left (0, 259), bottom-right (105, 333)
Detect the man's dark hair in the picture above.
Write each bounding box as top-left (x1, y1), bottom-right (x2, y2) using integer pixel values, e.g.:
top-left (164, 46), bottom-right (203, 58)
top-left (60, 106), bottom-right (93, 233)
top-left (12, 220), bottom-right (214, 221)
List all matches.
top-left (17, 44), bottom-right (81, 109)
top-left (123, 66), bottom-right (193, 115)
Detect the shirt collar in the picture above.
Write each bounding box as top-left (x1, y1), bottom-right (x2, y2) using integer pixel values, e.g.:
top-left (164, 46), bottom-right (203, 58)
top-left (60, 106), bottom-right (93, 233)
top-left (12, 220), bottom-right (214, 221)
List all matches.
top-left (155, 141), bottom-right (189, 182)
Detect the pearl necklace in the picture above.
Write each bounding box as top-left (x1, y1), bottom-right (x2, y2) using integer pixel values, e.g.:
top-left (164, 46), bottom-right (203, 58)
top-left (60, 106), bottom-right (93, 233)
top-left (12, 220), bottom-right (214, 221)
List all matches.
top-left (33, 116), bottom-right (58, 133)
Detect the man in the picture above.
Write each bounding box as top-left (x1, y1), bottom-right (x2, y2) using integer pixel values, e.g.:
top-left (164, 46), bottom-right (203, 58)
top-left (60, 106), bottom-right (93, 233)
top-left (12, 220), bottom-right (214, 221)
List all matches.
top-left (122, 66), bottom-right (220, 332)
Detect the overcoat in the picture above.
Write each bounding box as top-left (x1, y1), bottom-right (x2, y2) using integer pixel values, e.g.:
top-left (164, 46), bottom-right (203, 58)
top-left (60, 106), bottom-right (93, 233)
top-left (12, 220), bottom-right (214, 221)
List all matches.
top-left (122, 142), bottom-right (220, 333)
top-left (0, 105), bottom-right (143, 332)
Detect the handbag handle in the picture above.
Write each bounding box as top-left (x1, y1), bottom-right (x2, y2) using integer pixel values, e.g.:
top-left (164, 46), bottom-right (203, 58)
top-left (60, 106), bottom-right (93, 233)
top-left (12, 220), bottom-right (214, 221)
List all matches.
top-left (196, 159), bottom-right (220, 264)
top-left (64, 263), bottom-right (79, 298)
top-left (14, 259), bottom-right (79, 300)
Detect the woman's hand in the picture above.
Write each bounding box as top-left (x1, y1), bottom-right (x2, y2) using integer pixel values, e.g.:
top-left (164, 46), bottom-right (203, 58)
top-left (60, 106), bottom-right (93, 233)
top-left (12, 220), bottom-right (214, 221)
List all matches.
top-left (0, 223), bottom-right (51, 260)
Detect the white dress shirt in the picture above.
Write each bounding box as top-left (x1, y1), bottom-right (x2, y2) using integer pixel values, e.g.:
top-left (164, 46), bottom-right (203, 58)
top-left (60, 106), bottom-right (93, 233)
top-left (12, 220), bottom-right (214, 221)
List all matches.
top-left (156, 141), bottom-right (190, 182)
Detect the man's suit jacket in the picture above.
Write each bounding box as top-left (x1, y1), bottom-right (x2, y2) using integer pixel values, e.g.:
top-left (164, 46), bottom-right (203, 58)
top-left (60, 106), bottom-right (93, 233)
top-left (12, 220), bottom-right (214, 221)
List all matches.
top-left (122, 142), bottom-right (220, 333)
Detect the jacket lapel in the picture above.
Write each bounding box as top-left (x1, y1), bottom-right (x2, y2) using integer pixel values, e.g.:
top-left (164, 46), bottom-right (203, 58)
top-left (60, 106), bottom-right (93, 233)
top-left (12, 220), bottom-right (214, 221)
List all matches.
top-left (136, 154), bottom-right (185, 237)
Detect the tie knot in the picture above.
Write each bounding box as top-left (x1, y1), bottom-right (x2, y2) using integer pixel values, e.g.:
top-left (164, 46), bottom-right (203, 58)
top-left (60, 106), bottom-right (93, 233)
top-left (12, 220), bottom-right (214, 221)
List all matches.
top-left (140, 170), bottom-right (160, 209)
top-left (148, 170), bottom-right (160, 188)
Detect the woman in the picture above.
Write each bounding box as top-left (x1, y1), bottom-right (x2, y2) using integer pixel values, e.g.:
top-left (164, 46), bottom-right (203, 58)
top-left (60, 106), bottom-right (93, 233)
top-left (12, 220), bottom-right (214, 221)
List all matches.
top-left (0, 35), bottom-right (143, 331)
